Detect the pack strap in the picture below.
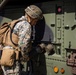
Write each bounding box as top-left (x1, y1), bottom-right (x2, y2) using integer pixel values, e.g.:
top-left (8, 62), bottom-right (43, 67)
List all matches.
top-left (9, 20), bottom-right (22, 46)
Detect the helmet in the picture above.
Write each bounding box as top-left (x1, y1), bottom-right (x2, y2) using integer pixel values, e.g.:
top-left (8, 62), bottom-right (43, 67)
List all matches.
top-left (25, 5), bottom-right (43, 20)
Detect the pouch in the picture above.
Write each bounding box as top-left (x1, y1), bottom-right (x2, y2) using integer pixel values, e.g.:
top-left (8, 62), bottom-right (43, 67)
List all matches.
top-left (0, 47), bottom-right (15, 67)
top-left (0, 46), bottom-right (21, 67)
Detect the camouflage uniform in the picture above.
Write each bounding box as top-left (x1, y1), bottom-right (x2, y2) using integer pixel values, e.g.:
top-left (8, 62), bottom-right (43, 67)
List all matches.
top-left (1, 16), bottom-right (32, 75)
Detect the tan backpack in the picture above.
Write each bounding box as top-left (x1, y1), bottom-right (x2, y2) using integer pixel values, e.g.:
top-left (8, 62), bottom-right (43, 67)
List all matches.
top-left (0, 19), bottom-right (21, 66)
top-left (0, 19), bottom-right (21, 48)
top-left (0, 19), bottom-right (31, 66)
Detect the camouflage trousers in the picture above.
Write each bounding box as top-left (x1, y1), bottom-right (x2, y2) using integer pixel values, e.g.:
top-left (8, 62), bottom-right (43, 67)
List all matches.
top-left (1, 61), bottom-right (20, 75)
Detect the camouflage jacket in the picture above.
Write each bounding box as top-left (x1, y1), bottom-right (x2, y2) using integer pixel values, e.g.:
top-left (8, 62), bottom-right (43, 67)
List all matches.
top-left (13, 16), bottom-right (32, 55)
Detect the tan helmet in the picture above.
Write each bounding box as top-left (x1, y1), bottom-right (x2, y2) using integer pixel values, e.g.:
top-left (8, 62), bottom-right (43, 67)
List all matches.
top-left (25, 5), bottom-right (43, 20)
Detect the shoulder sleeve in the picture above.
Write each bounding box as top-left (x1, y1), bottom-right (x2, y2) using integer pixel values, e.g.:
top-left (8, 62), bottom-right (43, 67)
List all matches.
top-left (13, 20), bottom-right (32, 52)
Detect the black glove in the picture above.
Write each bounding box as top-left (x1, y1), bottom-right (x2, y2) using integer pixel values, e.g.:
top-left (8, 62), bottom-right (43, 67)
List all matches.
top-left (35, 45), bottom-right (43, 53)
top-left (29, 45), bottom-right (43, 59)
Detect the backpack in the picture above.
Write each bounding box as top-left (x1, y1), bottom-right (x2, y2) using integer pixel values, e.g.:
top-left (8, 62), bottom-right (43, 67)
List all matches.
top-left (0, 19), bottom-right (21, 48)
top-left (0, 19), bottom-right (32, 66)
top-left (0, 19), bottom-right (21, 66)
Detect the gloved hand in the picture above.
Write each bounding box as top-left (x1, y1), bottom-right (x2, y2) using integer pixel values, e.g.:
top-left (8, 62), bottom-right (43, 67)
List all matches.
top-left (35, 43), bottom-right (46, 53)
